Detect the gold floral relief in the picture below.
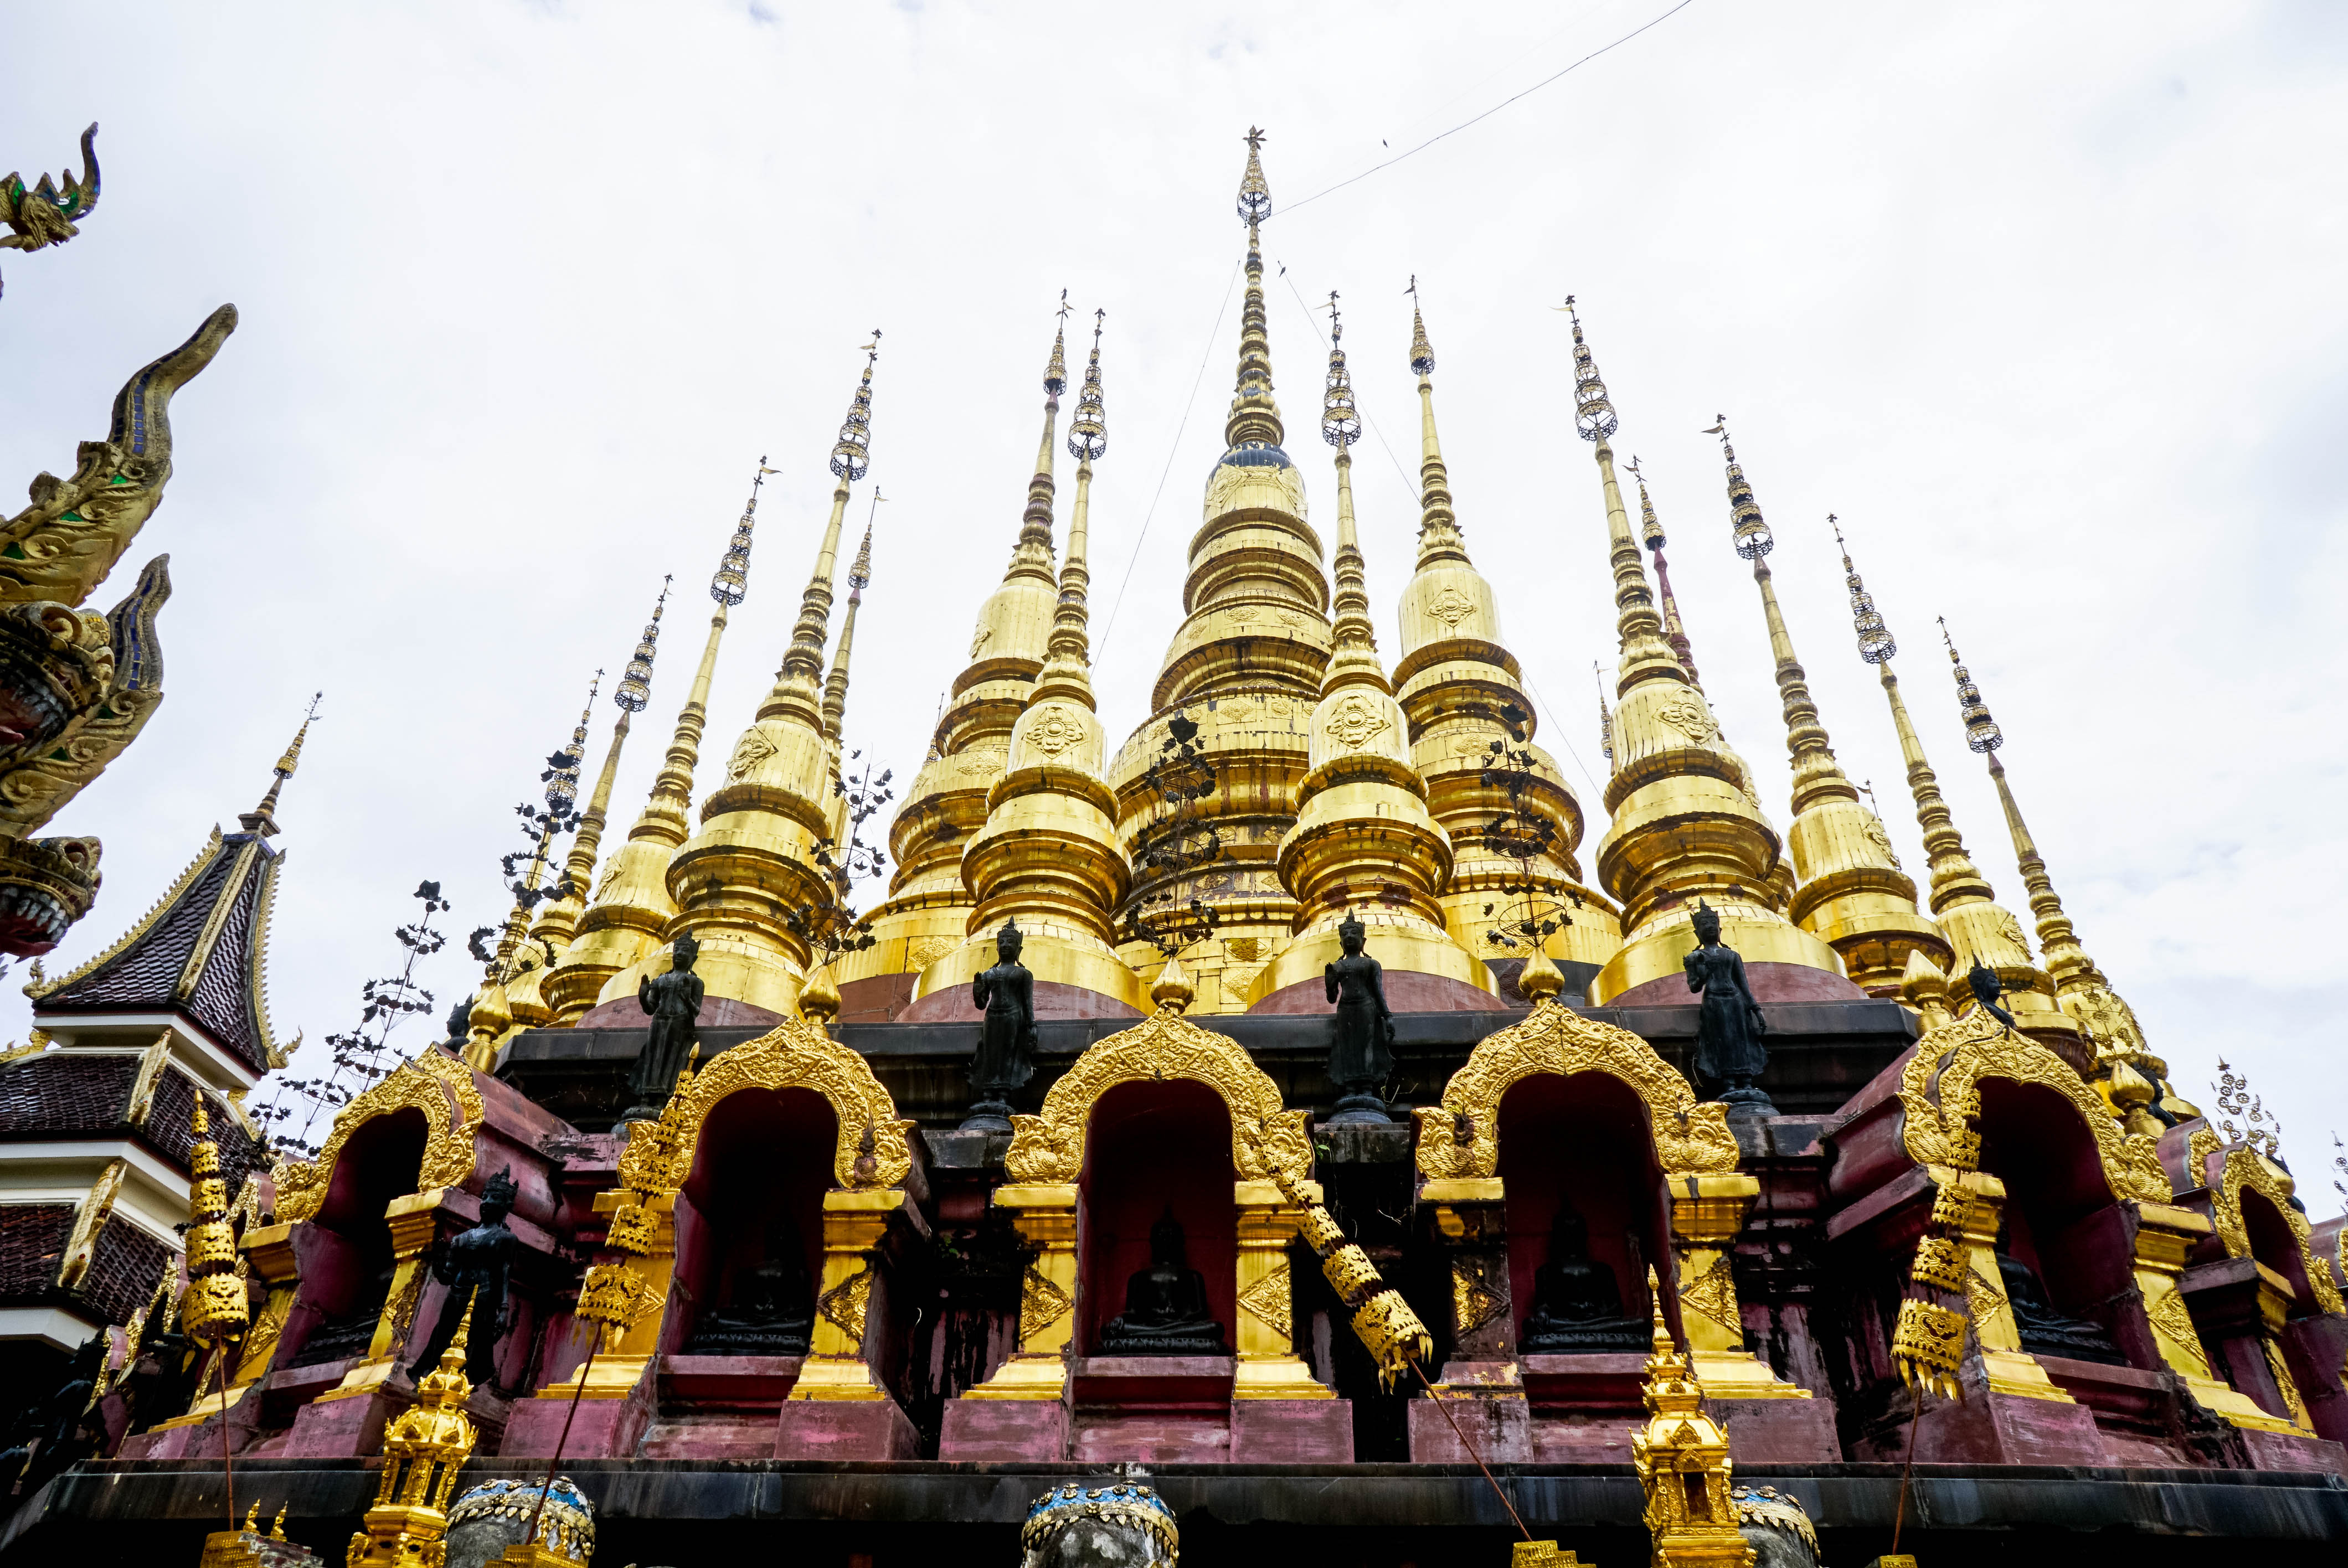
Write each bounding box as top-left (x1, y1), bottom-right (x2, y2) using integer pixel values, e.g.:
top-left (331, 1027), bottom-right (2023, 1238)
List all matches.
top-left (818, 1263), bottom-right (875, 1343)
top-left (1019, 1265), bottom-right (1073, 1342)
top-left (651, 1015), bottom-right (914, 1194)
top-left (1237, 1261), bottom-right (1294, 1345)
top-left (1002, 1007), bottom-right (1312, 1184)
top-left (1679, 1254), bottom-right (1740, 1337)
top-left (1451, 1256), bottom-right (1506, 1338)
top-left (1322, 692), bottom-right (1391, 752)
top-left (1897, 1008), bottom-right (2172, 1206)
top-left (1413, 997), bottom-right (1741, 1182)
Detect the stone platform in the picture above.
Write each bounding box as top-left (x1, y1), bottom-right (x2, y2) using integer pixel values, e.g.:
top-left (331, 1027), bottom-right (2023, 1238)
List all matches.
top-left (8, 1459), bottom-right (2342, 1564)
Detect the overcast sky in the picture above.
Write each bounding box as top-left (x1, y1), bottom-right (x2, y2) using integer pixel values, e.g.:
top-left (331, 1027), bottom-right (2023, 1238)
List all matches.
top-left (3, 2), bottom-right (2341, 1192)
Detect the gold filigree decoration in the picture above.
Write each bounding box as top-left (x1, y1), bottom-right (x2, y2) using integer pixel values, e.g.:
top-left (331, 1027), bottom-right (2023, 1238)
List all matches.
top-left (1910, 1236), bottom-right (1967, 1293)
top-left (1003, 1005), bottom-right (1312, 1184)
top-left (271, 1052), bottom-right (482, 1226)
top-left (1322, 692), bottom-right (1391, 751)
top-left (1019, 1264), bottom-right (1073, 1341)
top-left (1891, 1297), bottom-right (1966, 1399)
top-left (2265, 1338), bottom-right (2313, 1430)
top-left (1025, 704), bottom-right (1083, 757)
top-left (1429, 587), bottom-right (1475, 627)
top-left (1963, 1264), bottom-right (2009, 1329)
top-left (1413, 997), bottom-right (1741, 1181)
top-left (1655, 694), bottom-right (1718, 745)
top-left (54, 1158), bottom-right (126, 1290)
top-left (969, 624), bottom-right (992, 657)
top-left (725, 729), bottom-right (776, 781)
top-left (2143, 1282), bottom-right (2205, 1370)
top-left (578, 1262), bottom-right (664, 1337)
top-left (818, 1262), bottom-right (874, 1343)
top-left (1680, 1254), bottom-right (1739, 1335)
top-left (1237, 1260), bottom-right (1293, 1346)
top-left (2187, 1127), bottom-right (2223, 1192)
top-left (2211, 1146), bottom-right (2344, 1313)
top-left (1897, 1007), bottom-right (2171, 1205)
top-left (636, 1014), bottom-right (913, 1194)
top-left (906, 934), bottom-right (959, 971)
top-left (1451, 1256), bottom-right (1505, 1338)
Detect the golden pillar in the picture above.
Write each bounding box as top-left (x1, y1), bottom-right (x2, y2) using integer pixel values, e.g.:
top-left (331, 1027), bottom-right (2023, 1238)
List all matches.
top-left (789, 1187), bottom-right (907, 1401)
top-left (962, 1182), bottom-right (1080, 1401)
top-left (1232, 1177), bottom-right (1333, 1399)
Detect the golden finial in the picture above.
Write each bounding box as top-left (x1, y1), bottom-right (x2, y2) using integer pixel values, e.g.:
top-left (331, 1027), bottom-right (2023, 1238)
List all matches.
top-left (1320, 291), bottom-right (1359, 448)
top-left (710, 457), bottom-right (774, 607)
top-left (180, 1095), bottom-right (247, 1345)
top-left (830, 332), bottom-right (881, 481)
top-left (614, 576), bottom-right (671, 714)
top-left (1594, 661), bottom-right (1615, 771)
top-left (240, 692), bottom-right (322, 835)
top-left (1046, 290), bottom-right (1070, 397)
top-left (1831, 514), bottom-right (1897, 664)
top-left (1517, 944), bottom-right (1566, 1002)
top-left (1406, 274), bottom-right (1434, 376)
top-left (1645, 1265), bottom-right (1674, 1359)
top-left (1938, 616), bottom-right (2003, 754)
top-left (543, 669), bottom-right (602, 816)
top-left (1068, 309), bottom-right (1108, 461)
top-left (1151, 952), bottom-right (1196, 1014)
top-left (849, 503), bottom-right (877, 597)
top-left (799, 962), bottom-right (841, 1024)
top-left (1238, 126), bottom-right (1271, 228)
top-left (1553, 293), bottom-right (1618, 443)
top-left (1702, 415), bottom-right (1773, 559)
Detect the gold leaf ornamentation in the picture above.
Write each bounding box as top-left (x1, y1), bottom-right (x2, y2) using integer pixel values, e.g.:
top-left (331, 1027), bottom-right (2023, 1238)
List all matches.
top-left (642, 1014), bottom-right (914, 1195)
top-left (725, 729), bottom-right (776, 782)
top-left (1655, 695), bottom-right (1718, 745)
top-left (1019, 1264), bottom-right (1073, 1342)
top-left (1897, 1008), bottom-right (2173, 1206)
top-left (272, 1052), bottom-right (482, 1226)
top-left (1323, 692), bottom-right (1391, 752)
top-left (818, 1262), bottom-right (874, 1343)
top-left (1451, 1256), bottom-right (1506, 1338)
top-left (1891, 1297), bottom-right (1967, 1397)
top-left (1429, 587), bottom-right (1475, 627)
top-left (969, 624), bottom-right (992, 657)
top-left (1963, 1265), bottom-right (2009, 1330)
top-left (1680, 1254), bottom-right (1740, 1335)
top-left (2211, 1146), bottom-right (2344, 1313)
top-left (1026, 704), bottom-right (1083, 757)
top-left (1910, 1236), bottom-right (1967, 1293)
top-left (2264, 1338), bottom-right (2313, 1430)
top-left (906, 935), bottom-right (959, 971)
top-left (578, 1262), bottom-right (663, 1334)
top-left (1003, 1005), bottom-right (1312, 1184)
top-left (2143, 1283), bottom-right (2210, 1375)
top-left (1413, 997), bottom-right (1741, 1181)
top-left (1237, 1260), bottom-right (1293, 1345)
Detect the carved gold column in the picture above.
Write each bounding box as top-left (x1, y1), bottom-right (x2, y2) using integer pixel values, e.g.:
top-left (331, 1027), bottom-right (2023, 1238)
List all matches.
top-left (962, 1182), bottom-right (1079, 1400)
top-left (1923, 1167), bottom-right (2075, 1404)
top-left (1667, 1173), bottom-right (1811, 1399)
top-left (543, 1187), bottom-right (678, 1400)
top-left (789, 1187), bottom-right (904, 1401)
top-left (316, 1188), bottom-right (447, 1404)
top-left (1233, 1177), bottom-right (1333, 1400)
top-left (2131, 1200), bottom-right (2298, 1432)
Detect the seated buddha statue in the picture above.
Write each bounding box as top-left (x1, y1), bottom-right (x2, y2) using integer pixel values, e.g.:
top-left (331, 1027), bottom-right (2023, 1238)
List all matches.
top-left (683, 1216), bottom-right (815, 1355)
top-left (1520, 1204), bottom-right (1648, 1353)
top-left (1098, 1206), bottom-right (1229, 1356)
top-left (1997, 1247), bottom-right (2125, 1365)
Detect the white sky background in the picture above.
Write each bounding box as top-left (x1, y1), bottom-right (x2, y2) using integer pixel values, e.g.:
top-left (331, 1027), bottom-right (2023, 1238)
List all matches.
top-left (2, 2), bottom-right (2342, 1189)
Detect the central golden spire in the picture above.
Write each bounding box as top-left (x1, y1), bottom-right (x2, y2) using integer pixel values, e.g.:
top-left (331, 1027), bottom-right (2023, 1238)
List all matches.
top-left (1706, 430), bottom-right (1945, 995)
top-left (1227, 127), bottom-right (1283, 451)
top-left (1568, 300), bottom-right (1845, 1003)
top-left (665, 343), bottom-right (884, 1015)
top-left (543, 461), bottom-right (770, 1025)
top-left (1834, 523), bottom-right (2081, 1062)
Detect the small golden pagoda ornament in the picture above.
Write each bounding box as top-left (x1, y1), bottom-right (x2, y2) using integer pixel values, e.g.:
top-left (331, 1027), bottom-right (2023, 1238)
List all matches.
top-left (345, 1304), bottom-right (481, 1568)
top-left (1630, 1269), bottom-right (1754, 1568)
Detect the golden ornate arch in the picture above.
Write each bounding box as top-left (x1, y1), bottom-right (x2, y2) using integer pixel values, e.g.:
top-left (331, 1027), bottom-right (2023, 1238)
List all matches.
top-left (1002, 1007), bottom-right (1311, 1184)
top-left (621, 1014), bottom-right (913, 1194)
top-left (1413, 997), bottom-right (1741, 1181)
top-left (1898, 1007), bottom-right (2170, 1204)
top-left (2210, 1144), bottom-right (2345, 1314)
top-left (271, 1050), bottom-right (486, 1225)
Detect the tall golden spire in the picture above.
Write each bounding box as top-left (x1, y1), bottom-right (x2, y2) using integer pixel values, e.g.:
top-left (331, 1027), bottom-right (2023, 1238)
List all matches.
top-left (1374, 288), bottom-right (1616, 996)
top-left (822, 503), bottom-right (877, 745)
top-left (507, 578), bottom-right (673, 1029)
top-left (1938, 618), bottom-right (2185, 1115)
top-left (237, 692), bottom-right (320, 838)
top-left (1568, 301), bottom-right (1841, 1003)
top-left (1626, 458), bottom-right (1702, 688)
top-left (670, 344), bottom-right (884, 1014)
top-left (1259, 288), bottom-right (1478, 1003)
top-left (1834, 522), bottom-right (2079, 1059)
top-left (937, 310), bottom-right (1141, 1012)
top-left (541, 461), bottom-right (770, 1025)
top-left (1226, 127), bottom-right (1283, 450)
top-left (1705, 429), bottom-right (1944, 995)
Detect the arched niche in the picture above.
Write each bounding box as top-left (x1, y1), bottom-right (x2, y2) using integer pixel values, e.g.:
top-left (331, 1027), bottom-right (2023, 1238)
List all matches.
top-left (671, 1086), bottom-right (835, 1358)
top-left (1496, 1071), bottom-right (1665, 1350)
top-left (282, 1107), bottom-right (427, 1369)
top-left (271, 1053), bottom-right (486, 1226)
top-left (1080, 1080), bottom-right (1238, 1357)
top-left (1973, 1078), bottom-right (2141, 1366)
top-left (2210, 1145), bottom-right (2345, 1318)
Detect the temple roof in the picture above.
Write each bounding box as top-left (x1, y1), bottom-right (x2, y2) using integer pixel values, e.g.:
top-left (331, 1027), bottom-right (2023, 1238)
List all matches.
top-left (26, 823), bottom-right (286, 1073)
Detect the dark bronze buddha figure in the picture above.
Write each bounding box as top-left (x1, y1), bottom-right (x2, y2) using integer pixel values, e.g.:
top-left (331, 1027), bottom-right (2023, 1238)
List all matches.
top-left (405, 1166), bottom-right (526, 1389)
top-left (1997, 1244), bottom-right (2124, 1365)
top-left (1683, 900), bottom-right (1774, 1116)
top-left (1324, 911), bottom-right (1396, 1124)
top-left (965, 920), bottom-right (1038, 1132)
top-left (1520, 1203), bottom-right (1647, 1352)
top-left (683, 1214), bottom-right (816, 1355)
top-left (624, 934), bottom-right (705, 1123)
top-left (1098, 1206), bottom-right (1229, 1356)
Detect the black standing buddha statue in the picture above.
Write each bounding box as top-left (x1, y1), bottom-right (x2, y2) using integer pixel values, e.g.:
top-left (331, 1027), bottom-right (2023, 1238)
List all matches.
top-left (965, 920), bottom-right (1038, 1132)
top-left (1519, 1202), bottom-right (1649, 1352)
top-left (1098, 1206), bottom-right (1229, 1356)
top-left (625, 935), bottom-right (705, 1123)
top-left (1324, 911), bottom-right (1396, 1125)
top-left (1683, 900), bottom-right (1775, 1116)
top-left (404, 1167), bottom-right (527, 1390)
